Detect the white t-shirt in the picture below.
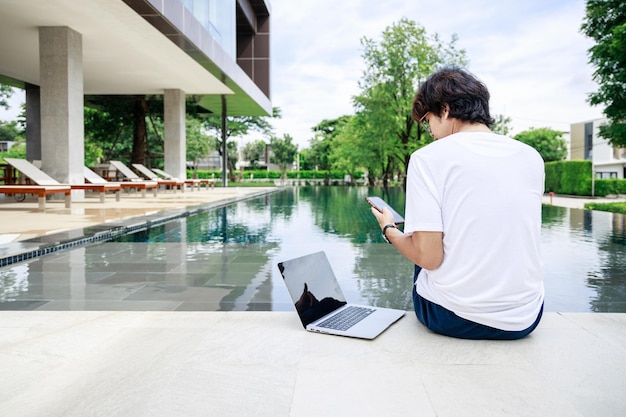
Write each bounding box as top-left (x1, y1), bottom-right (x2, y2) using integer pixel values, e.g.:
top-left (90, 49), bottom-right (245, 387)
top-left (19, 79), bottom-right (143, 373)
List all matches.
top-left (404, 131), bottom-right (545, 331)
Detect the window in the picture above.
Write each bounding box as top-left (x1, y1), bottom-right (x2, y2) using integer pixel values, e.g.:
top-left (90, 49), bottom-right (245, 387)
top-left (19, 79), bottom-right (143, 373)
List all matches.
top-left (596, 171), bottom-right (618, 179)
top-left (181, 0), bottom-right (236, 59)
top-left (584, 122), bottom-right (593, 160)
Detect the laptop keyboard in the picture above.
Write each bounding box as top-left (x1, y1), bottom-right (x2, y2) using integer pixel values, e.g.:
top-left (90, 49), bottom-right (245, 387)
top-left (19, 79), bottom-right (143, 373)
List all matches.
top-left (316, 306), bottom-right (376, 331)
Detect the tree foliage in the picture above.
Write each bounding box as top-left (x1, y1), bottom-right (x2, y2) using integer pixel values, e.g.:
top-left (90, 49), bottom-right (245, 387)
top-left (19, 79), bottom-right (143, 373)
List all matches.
top-left (1, 83), bottom-right (281, 178)
top-left (0, 120), bottom-right (22, 143)
top-left (581, 0), bottom-right (626, 146)
top-left (329, 116), bottom-right (374, 183)
top-left (352, 17), bottom-right (468, 186)
top-left (0, 143), bottom-right (26, 160)
top-left (242, 139), bottom-right (267, 169)
top-left (186, 116), bottom-right (215, 171)
top-left (301, 116), bottom-right (351, 171)
top-left (84, 95), bottom-right (165, 166)
top-left (201, 107), bottom-right (278, 149)
top-left (0, 84), bottom-right (14, 110)
top-left (200, 106), bottom-right (279, 180)
top-left (270, 134), bottom-right (298, 178)
top-left (0, 120), bottom-right (26, 160)
top-left (83, 98), bottom-right (279, 178)
top-left (514, 127), bottom-right (568, 162)
top-left (201, 113), bottom-right (270, 141)
top-left (492, 114), bottom-right (513, 136)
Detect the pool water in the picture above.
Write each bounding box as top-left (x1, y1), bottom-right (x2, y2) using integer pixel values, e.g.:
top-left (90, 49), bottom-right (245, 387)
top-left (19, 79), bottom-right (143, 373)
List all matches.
top-left (1, 186), bottom-right (625, 312)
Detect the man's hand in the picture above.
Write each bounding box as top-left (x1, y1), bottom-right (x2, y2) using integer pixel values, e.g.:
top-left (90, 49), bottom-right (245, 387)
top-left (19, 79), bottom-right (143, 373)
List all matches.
top-left (371, 207), bottom-right (395, 229)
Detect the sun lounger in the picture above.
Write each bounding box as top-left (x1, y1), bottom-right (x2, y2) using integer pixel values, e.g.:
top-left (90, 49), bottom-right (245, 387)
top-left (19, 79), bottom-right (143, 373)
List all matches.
top-left (150, 167), bottom-right (214, 191)
top-left (108, 161), bottom-right (147, 182)
top-left (0, 185), bottom-right (71, 211)
top-left (109, 160), bottom-right (183, 193)
top-left (84, 167), bottom-right (158, 198)
top-left (3, 158), bottom-right (120, 203)
top-left (131, 163), bottom-right (185, 192)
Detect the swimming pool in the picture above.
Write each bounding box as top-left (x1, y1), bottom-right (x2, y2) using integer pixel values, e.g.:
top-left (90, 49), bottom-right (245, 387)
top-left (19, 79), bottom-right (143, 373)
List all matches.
top-left (1, 186), bottom-right (625, 312)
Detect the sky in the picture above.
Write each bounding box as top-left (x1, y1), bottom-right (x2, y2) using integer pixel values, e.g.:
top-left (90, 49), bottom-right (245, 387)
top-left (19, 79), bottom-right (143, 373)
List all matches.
top-left (0, 0), bottom-right (605, 149)
top-left (267, 0), bottom-right (604, 147)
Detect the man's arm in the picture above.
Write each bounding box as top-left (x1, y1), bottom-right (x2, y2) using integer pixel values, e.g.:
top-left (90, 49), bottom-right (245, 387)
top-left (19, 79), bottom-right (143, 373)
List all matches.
top-left (372, 207), bottom-right (443, 270)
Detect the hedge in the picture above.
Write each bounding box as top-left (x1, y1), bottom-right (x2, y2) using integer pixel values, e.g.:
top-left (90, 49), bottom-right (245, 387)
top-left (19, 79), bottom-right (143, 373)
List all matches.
top-left (187, 169), bottom-right (366, 181)
top-left (545, 160), bottom-right (626, 196)
top-left (191, 164), bottom-right (626, 195)
top-left (594, 178), bottom-right (626, 196)
top-left (584, 202), bottom-right (626, 214)
top-left (544, 160), bottom-right (592, 196)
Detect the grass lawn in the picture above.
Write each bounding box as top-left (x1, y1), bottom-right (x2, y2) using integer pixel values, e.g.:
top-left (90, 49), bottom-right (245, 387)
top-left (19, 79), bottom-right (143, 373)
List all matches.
top-left (212, 182), bottom-right (276, 187)
top-left (584, 201), bottom-right (626, 214)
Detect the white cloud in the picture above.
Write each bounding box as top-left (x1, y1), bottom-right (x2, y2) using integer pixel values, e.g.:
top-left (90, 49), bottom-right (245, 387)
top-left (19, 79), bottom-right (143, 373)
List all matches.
top-left (453, 1), bottom-right (603, 133)
top-left (0, 89), bottom-right (24, 122)
top-left (1, 0), bottom-right (605, 147)
top-left (270, 0), bottom-right (604, 145)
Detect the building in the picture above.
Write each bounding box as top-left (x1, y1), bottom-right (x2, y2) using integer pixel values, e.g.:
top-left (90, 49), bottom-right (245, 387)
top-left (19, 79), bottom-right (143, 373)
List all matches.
top-left (0, 0), bottom-right (271, 195)
top-left (0, 141), bottom-right (15, 153)
top-left (570, 118), bottom-right (626, 179)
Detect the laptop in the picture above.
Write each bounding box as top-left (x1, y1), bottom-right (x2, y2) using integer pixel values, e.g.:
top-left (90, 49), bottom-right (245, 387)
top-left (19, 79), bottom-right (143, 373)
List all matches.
top-left (278, 251), bottom-right (405, 339)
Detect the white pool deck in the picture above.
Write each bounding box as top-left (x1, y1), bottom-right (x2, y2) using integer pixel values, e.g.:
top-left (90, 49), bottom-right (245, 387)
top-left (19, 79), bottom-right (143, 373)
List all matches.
top-left (1, 190), bottom-right (625, 416)
top-left (1, 311), bottom-right (625, 417)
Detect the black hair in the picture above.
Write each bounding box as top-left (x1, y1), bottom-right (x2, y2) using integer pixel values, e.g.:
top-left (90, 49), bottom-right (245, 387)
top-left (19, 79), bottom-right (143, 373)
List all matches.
top-left (413, 66), bottom-right (495, 126)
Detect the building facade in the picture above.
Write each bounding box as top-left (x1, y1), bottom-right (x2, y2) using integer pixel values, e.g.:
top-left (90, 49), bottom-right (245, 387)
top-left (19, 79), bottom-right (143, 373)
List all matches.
top-left (0, 141), bottom-right (15, 153)
top-left (570, 118), bottom-right (626, 179)
top-left (0, 0), bottom-right (271, 195)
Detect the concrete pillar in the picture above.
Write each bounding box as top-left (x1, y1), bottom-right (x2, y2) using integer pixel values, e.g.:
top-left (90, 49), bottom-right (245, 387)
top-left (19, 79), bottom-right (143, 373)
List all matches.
top-left (39, 26), bottom-right (84, 196)
top-left (164, 89), bottom-right (186, 180)
top-left (25, 83), bottom-right (41, 162)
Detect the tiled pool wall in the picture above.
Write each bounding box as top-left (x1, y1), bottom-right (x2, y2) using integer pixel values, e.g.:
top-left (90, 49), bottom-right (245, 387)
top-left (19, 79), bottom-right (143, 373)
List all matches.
top-left (0, 192), bottom-right (273, 268)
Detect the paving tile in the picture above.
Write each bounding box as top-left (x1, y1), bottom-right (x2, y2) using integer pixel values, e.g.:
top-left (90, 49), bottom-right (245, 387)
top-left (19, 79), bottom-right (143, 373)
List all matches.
top-left (0, 311), bottom-right (624, 417)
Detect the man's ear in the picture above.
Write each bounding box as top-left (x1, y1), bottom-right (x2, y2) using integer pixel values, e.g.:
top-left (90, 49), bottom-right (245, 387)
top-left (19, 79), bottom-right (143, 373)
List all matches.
top-left (442, 104), bottom-right (450, 118)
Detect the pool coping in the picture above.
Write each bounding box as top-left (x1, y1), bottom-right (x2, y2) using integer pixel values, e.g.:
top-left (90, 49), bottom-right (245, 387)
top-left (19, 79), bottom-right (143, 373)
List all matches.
top-left (0, 188), bottom-right (278, 268)
top-left (2, 310), bottom-right (625, 416)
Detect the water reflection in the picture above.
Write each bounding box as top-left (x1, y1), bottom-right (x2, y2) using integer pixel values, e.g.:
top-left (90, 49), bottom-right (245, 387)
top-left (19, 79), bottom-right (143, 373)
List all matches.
top-left (541, 205), bottom-right (626, 312)
top-left (0, 187), bottom-right (625, 312)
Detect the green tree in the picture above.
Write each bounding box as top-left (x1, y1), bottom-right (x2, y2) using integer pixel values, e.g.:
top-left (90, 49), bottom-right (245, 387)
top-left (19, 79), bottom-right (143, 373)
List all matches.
top-left (0, 120), bottom-right (21, 142)
top-left (301, 116), bottom-right (351, 172)
top-left (514, 127), bottom-right (568, 162)
top-left (84, 140), bottom-right (103, 167)
top-left (242, 139), bottom-right (267, 169)
top-left (270, 134), bottom-right (298, 180)
top-left (85, 95), bottom-right (168, 166)
top-left (352, 84), bottom-right (407, 186)
top-left (581, 0), bottom-right (626, 146)
top-left (0, 84), bottom-right (13, 110)
top-left (492, 114), bottom-right (513, 136)
top-left (299, 135), bottom-right (323, 171)
top-left (201, 107), bottom-right (280, 181)
top-left (86, 95), bottom-right (207, 169)
top-left (329, 116), bottom-right (373, 184)
top-left (0, 121), bottom-right (26, 160)
top-left (186, 116), bottom-right (215, 173)
top-left (0, 142), bottom-right (26, 160)
top-left (354, 17), bottom-right (468, 187)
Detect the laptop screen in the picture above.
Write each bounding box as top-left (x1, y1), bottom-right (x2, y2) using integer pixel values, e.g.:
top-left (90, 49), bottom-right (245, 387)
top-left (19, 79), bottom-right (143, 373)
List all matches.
top-left (278, 251), bottom-right (347, 327)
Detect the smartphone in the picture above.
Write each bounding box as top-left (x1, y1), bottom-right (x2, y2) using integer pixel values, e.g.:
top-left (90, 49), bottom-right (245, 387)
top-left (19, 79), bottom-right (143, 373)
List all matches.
top-left (366, 196), bottom-right (405, 225)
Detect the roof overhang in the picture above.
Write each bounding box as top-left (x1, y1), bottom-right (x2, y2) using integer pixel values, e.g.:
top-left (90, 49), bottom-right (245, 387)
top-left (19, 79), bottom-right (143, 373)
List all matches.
top-left (0, 0), bottom-right (271, 116)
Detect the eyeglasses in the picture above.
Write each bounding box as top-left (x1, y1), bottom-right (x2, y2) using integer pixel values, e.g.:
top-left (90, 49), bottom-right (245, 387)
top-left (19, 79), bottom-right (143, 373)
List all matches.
top-left (419, 112), bottom-right (431, 134)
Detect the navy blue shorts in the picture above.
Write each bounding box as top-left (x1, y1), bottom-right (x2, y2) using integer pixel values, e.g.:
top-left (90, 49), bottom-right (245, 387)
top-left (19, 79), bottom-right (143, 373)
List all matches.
top-left (412, 265), bottom-right (543, 340)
